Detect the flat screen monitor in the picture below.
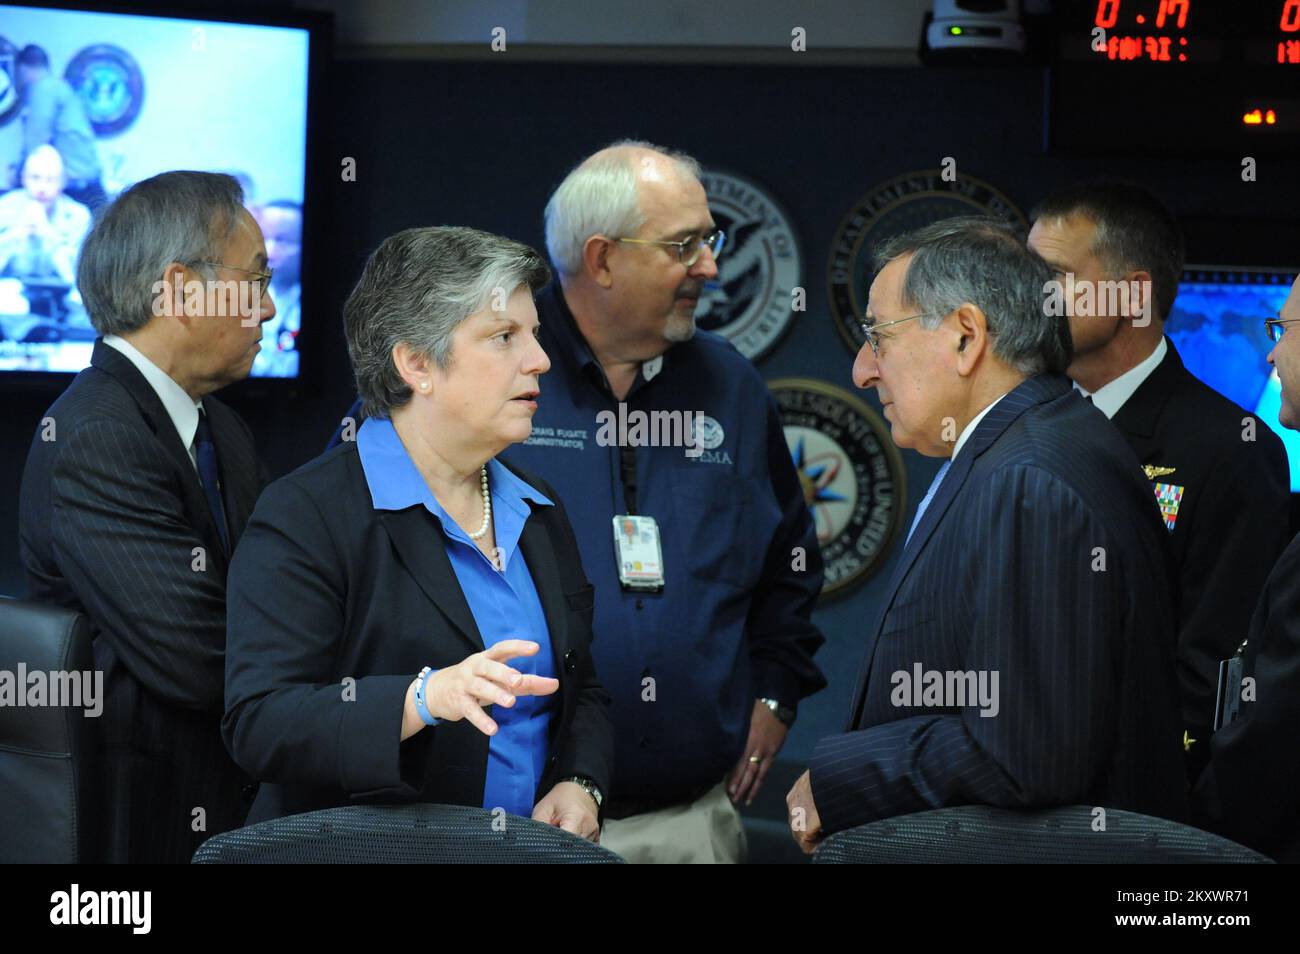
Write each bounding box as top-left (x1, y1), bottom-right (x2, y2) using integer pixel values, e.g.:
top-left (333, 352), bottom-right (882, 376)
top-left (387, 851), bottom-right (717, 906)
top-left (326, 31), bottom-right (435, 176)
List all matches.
top-left (0, 2), bottom-right (315, 378)
top-left (1167, 266), bottom-right (1300, 490)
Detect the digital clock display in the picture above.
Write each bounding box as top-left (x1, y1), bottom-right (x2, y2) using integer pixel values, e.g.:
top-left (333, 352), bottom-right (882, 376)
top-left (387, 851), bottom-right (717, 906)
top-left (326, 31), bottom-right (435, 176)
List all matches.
top-left (1051, 2), bottom-right (1300, 155)
top-left (1093, 0), bottom-right (1195, 62)
top-left (1058, 1), bottom-right (1300, 65)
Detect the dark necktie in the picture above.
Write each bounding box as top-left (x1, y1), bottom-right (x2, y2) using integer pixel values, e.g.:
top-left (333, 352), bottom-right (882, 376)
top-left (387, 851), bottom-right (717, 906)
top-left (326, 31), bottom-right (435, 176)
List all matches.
top-left (194, 409), bottom-right (229, 553)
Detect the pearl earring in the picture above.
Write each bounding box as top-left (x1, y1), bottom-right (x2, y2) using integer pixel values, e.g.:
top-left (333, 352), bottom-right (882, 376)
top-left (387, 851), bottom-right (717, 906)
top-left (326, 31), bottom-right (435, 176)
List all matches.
top-left (419, 381), bottom-right (429, 391)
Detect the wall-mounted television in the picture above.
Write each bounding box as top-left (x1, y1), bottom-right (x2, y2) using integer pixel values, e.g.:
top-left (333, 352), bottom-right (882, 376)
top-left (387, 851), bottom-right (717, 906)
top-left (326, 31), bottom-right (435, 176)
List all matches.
top-left (0, 1), bottom-right (323, 380)
top-left (1167, 266), bottom-right (1300, 490)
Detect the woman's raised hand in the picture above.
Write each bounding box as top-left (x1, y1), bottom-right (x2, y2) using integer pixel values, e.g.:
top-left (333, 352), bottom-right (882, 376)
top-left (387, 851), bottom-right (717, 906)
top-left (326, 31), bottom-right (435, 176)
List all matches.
top-left (424, 639), bottom-right (560, 736)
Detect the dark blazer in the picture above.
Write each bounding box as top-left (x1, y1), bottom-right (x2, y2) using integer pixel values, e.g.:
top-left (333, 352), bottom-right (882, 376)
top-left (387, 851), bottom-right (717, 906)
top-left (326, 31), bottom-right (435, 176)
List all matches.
top-left (809, 373), bottom-right (1188, 836)
top-left (1110, 338), bottom-right (1291, 760)
top-left (19, 339), bottom-right (266, 863)
top-left (222, 440), bottom-right (614, 823)
top-left (1192, 530), bottom-right (1300, 862)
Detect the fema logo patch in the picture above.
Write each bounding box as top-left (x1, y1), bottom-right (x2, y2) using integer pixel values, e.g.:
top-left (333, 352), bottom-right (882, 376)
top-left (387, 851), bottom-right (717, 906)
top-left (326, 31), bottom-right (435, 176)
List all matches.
top-left (827, 170), bottom-right (1027, 353)
top-left (770, 378), bottom-right (906, 597)
top-left (696, 169), bottom-right (802, 362)
top-left (1153, 482), bottom-right (1184, 531)
top-left (0, 37), bottom-right (20, 127)
top-left (692, 414), bottom-right (725, 451)
top-left (65, 44), bottom-right (144, 136)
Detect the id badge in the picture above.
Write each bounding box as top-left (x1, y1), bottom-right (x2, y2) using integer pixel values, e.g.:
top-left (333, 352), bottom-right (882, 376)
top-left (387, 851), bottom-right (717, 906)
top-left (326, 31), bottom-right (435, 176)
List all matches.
top-left (613, 514), bottom-right (665, 592)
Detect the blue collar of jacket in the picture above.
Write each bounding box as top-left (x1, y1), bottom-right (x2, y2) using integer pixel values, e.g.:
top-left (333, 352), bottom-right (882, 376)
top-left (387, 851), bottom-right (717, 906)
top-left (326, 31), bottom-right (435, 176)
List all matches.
top-left (356, 416), bottom-right (552, 533)
top-left (537, 281), bottom-right (670, 400)
top-left (536, 282), bottom-right (599, 377)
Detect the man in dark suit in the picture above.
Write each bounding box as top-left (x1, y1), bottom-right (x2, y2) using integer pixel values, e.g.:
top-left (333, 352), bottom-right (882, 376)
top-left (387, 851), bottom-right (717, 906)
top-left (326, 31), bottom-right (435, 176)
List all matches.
top-left (1029, 182), bottom-right (1290, 778)
top-left (787, 217), bottom-right (1187, 851)
top-left (1193, 274), bottom-right (1300, 861)
top-left (19, 171), bottom-right (274, 862)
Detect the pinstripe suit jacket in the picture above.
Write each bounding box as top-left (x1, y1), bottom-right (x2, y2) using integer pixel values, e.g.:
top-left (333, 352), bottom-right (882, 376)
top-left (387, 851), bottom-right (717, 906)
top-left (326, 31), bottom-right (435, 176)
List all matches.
top-left (19, 339), bottom-right (267, 862)
top-left (810, 373), bottom-right (1188, 836)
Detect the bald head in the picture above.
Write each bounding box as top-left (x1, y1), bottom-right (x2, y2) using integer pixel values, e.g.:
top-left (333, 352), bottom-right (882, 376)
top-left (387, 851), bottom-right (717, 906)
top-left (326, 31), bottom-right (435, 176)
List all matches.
top-left (544, 139), bottom-right (702, 276)
top-left (22, 145), bottom-right (65, 206)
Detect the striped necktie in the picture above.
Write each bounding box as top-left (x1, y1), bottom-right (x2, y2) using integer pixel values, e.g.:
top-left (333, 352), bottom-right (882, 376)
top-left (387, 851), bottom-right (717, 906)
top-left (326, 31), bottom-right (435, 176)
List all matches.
top-left (194, 409), bottom-right (229, 553)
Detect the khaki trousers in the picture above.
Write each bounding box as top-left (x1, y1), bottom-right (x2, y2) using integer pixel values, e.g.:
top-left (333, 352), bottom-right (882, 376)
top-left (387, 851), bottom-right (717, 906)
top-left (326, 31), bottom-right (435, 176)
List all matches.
top-left (600, 781), bottom-right (748, 864)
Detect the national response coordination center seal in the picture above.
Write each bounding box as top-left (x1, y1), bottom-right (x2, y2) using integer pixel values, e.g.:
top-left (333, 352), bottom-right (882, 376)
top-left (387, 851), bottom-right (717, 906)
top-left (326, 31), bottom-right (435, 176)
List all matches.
top-left (697, 169), bottom-right (802, 362)
top-left (770, 378), bottom-right (906, 597)
top-left (65, 44), bottom-right (144, 136)
top-left (828, 170), bottom-right (1027, 352)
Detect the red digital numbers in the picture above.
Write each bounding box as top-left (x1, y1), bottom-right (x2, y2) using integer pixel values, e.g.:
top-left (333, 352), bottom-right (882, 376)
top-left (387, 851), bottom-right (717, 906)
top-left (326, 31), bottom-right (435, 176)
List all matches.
top-left (1094, 1), bottom-right (1192, 32)
top-left (1156, 0), bottom-right (1189, 29)
top-left (1283, 0), bottom-right (1300, 32)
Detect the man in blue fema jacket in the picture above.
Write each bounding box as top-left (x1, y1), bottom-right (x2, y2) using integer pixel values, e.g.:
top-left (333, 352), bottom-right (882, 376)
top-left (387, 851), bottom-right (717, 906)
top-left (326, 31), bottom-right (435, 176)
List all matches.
top-left (502, 141), bottom-right (826, 862)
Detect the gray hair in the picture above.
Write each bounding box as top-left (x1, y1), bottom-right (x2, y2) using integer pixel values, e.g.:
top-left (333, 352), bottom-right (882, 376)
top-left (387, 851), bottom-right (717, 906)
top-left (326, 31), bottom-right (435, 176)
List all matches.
top-left (344, 226), bottom-right (552, 419)
top-left (544, 139), bottom-right (703, 276)
top-left (76, 171), bottom-right (246, 336)
top-left (872, 216), bottom-right (1071, 376)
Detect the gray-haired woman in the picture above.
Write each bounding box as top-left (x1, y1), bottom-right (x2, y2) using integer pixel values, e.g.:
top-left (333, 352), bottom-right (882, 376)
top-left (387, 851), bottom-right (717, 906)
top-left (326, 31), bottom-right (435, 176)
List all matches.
top-left (223, 227), bottom-right (612, 840)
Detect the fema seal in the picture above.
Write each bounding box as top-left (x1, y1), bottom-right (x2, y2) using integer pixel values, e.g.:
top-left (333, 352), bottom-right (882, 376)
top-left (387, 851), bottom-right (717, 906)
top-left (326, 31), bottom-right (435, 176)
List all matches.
top-left (769, 377), bottom-right (906, 597)
top-left (828, 170), bottom-right (1027, 352)
top-left (696, 169), bottom-right (802, 362)
top-left (65, 44), bottom-right (144, 136)
top-left (0, 37), bottom-right (20, 127)
top-left (692, 414), bottom-right (725, 451)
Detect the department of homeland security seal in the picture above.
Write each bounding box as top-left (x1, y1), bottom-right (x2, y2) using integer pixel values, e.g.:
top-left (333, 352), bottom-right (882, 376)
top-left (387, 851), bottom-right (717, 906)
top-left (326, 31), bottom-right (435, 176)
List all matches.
top-left (0, 37), bottom-right (20, 126)
top-left (828, 170), bottom-right (1028, 352)
top-left (769, 377), bottom-right (906, 597)
top-left (64, 44), bottom-right (144, 136)
top-left (696, 169), bottom-right (802, 362)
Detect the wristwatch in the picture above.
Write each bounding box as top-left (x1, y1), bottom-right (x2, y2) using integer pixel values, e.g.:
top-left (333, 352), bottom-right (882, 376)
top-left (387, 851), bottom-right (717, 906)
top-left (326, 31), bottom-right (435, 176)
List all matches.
top-left (559, 775), bottom-right (603, 812)
top-left (759, 697), bottom-right (796, 728)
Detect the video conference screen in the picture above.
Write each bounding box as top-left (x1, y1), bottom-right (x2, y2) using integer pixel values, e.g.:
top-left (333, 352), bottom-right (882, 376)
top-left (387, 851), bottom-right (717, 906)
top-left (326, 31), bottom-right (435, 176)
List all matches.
top-left (0, 3), bottom-right (309, 377)
top-left (1167, 267), bottom-right (1300, 490)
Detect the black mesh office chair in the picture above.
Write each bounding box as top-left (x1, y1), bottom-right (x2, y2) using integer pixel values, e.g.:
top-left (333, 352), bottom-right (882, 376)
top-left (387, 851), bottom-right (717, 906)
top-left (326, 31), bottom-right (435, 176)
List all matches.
top-left (192, 803), bottom-right (624, 863)
top-left (0, 598), bottom-right (100, 863)
top-left (812, 805), bottom-right (1273, 864)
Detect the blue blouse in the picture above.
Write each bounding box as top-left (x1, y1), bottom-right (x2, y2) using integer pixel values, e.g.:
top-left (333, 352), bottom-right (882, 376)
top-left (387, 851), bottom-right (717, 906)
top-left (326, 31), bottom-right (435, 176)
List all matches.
top-left (357, 416), bottom-right (557, 817)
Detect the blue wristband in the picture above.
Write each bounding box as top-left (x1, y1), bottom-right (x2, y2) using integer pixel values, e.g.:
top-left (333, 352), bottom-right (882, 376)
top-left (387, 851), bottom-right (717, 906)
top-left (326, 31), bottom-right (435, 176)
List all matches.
top-left (413, 666), bottom-right (440, 727)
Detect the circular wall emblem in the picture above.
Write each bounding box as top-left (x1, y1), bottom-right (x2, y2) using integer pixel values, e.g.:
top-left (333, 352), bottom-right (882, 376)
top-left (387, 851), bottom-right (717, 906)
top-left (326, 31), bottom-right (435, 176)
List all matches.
top-left (64, 44), bottom-right (144, 136)
top-left (0, 37), bottom-right (20, 126)
top-left (769, 377), bottom-right (906, 597)
top-left (696, 169), bottom-right (802, 362)
top-left (827, 170), bottom-right (1027, 352)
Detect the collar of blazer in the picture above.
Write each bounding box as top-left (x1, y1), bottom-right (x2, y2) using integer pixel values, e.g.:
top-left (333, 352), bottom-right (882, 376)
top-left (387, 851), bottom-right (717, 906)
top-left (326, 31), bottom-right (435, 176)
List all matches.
top-left (886, 372), bottom-right (1075, 593)
top-left (1109, 335), bottom-right (1182, 442)
top-left (90, 338), bottom-right (232, 561)
top-left (845, 372), bottom-right (1074, 730)
top-left (377, 499), bottom-right (570, 671)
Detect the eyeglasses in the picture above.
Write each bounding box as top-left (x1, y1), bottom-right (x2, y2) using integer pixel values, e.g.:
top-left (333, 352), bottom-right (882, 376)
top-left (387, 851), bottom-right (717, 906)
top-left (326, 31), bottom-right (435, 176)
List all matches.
top-left (614, 229), bottom-right (725, 267)
top-left (1265, 316), bottom-right (1300, 343)
top-left (198, 261), bottom-right (274, 297)
top-left (859, 312), bottom-right (932, 357)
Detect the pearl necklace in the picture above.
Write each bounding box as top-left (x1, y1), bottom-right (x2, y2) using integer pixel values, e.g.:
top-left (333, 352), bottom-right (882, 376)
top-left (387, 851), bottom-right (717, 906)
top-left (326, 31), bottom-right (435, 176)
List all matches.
top-left (467, 465), bottom-right (492, 540)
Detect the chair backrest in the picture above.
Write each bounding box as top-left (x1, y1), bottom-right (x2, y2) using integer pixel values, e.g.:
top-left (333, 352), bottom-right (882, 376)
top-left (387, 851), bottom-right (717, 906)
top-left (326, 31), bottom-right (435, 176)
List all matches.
top-left (192, 803), bottom-right (624, 863)
top-left (0, 598), bottom-right (100, 863)
top-left (812, 804), bottom-right (1274, 864)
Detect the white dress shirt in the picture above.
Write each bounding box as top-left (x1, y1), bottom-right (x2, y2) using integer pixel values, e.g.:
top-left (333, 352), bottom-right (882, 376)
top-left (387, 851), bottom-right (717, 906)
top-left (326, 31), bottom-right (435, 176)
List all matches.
top-left (102, 334), bottom-right (202, 470)
top-left (1074, 337), bottom-right (1167, 420)
top-left (952, 391), bottom-right (1010, 461)
top-left (905, 391), bottom-right (1011, 546)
